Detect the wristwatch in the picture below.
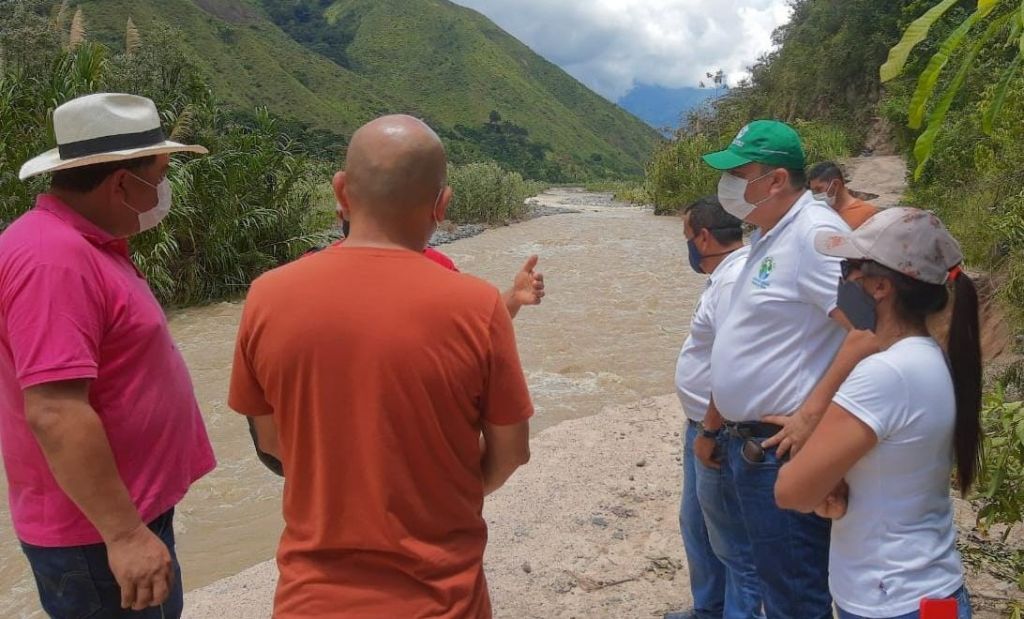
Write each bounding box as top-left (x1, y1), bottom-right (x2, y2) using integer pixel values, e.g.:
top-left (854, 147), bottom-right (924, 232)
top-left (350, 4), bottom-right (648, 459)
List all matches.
top-left (698, 422), bottom-right (720, 439)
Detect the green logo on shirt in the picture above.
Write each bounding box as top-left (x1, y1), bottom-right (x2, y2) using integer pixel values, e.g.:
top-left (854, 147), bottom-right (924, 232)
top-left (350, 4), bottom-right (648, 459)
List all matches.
top-left (753, 257), bottom-right (775, 289)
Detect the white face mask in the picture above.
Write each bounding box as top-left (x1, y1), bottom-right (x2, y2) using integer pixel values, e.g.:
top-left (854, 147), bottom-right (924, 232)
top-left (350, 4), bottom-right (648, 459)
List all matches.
top-left (717, 170), bottom-right (774, 221)
top-left (813, 180), bottom-right (838, 208)
top-left (123, 172), bottom-right (172, 234)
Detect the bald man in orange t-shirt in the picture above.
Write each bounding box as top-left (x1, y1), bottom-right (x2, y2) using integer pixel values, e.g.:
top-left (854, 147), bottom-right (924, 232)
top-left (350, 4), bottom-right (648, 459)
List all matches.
top-left (230, 115), bottom-right (534, 619)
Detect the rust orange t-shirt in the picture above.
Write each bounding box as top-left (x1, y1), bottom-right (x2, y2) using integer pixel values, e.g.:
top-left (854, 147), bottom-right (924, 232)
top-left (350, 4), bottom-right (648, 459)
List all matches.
top-left (229, 246), bottom-right (534, 619)
top-left (836, 199), bottom-right (880, 230)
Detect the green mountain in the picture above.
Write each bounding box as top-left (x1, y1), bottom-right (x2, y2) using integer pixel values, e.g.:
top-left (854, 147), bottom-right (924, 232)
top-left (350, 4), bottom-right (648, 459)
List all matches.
top-left (75, 0), bottom-right (661, 179)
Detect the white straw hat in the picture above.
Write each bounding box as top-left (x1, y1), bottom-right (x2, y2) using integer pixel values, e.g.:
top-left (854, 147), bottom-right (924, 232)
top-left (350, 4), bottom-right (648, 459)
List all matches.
top-left (19, 93), bottom-right (208, 180)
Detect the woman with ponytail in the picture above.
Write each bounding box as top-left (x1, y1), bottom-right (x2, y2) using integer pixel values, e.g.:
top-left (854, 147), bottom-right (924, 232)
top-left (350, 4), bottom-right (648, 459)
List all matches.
top-left (774, 207), bottom-right (981, 619)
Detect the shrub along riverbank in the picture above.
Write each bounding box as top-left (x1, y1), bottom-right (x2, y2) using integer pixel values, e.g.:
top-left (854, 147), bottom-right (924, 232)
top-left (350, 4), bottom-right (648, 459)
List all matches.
top-left (0, 1), bottom-right (548, 307)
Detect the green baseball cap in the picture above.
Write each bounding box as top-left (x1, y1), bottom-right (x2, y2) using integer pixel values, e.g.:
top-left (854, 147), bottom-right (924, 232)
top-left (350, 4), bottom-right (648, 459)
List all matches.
top-left (702, 120), bottom-right (806, 171)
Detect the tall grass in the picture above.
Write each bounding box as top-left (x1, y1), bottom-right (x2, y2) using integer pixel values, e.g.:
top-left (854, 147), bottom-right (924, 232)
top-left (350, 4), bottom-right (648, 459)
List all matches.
top-left (447, 162), bottom-right (545, 225)
top-left (899, 74), bottom-right (1024, 331)
top-left (646, 133), bottom-right (725, 215)
top-left (796, 120), bottom-right (854, 165)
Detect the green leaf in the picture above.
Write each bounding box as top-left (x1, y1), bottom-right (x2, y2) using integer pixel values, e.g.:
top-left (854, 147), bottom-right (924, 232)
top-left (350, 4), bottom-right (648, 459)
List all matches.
top-left (985, 459), bottom-right (1007, 497)
top-left (979, 0), bottom-right (1000, 11)
top-left (1008, 10), bottom-right (1022, 45)
top-left (907, 11), bottom-right (983, 129)
top-left (881, 0), bottom-right (961, 82)
top-left (913, 16), bottom-right (1012, 178)
top-left (986, 23), bottom-right (1024, 133)
top-left (913, 53), bottom-right (978, 178)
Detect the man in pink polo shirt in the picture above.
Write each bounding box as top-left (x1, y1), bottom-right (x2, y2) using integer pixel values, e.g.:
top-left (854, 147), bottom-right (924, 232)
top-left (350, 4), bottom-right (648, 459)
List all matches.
top-left (0, 93), bottom-right (215, 618)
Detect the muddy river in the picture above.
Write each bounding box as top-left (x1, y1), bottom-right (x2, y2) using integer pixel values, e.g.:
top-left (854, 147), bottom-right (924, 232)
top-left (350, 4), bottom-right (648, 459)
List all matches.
top-left (0, 189), bottom-right (704, 617)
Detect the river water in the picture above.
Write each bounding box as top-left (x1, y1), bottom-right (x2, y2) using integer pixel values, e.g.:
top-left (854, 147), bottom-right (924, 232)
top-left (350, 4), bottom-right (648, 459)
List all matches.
top-left (0, 189), bottom-right (704, 617)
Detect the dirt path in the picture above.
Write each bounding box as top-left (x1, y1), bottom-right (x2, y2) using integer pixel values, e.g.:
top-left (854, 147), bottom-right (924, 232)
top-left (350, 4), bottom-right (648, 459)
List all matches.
top-left (845, 155), bottom-right (907, 209)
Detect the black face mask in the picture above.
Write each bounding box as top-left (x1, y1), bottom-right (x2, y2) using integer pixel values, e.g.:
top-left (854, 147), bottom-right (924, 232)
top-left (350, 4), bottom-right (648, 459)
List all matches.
top-left (687, 239), bottom-right (705, 274)
top-left (837, 278), bottom-right (877, 331)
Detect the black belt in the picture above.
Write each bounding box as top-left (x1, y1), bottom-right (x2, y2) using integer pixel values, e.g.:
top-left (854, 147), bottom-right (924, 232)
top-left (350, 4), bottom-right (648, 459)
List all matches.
top-left (724, 421), bottom-right (782, 439)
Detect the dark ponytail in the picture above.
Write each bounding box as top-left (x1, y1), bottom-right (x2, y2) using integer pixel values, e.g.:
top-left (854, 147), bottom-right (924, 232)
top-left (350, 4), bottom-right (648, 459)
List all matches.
top-left (947, 273), bottom-right (982, 495)
top-left (862, 263), bottom-right (983, 495)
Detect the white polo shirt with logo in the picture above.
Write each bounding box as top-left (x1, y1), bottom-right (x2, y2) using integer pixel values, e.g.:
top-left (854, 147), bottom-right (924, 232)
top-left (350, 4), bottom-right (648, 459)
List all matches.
top-left (675, 245), bottom-right (751, 422)
top-left (710, 191), bottom-right (850, 422)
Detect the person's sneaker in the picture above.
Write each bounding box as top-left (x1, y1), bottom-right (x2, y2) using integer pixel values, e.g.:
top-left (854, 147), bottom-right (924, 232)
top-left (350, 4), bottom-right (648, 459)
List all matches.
top-left (662, 611), bottom-right (697, 619)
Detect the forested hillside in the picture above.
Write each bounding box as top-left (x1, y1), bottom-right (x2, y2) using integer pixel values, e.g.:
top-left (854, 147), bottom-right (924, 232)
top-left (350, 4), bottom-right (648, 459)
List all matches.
top-left (74, 0), bottom-right (661, 180)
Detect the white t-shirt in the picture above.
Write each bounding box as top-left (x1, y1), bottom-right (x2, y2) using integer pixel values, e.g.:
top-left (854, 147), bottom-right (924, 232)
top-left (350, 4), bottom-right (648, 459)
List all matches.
top-left (675, 246), bottom-right (751, 421)
top-left (830, 337), bottom-right (964, 617)
top-left (711, 192), bottom-right (849, 422)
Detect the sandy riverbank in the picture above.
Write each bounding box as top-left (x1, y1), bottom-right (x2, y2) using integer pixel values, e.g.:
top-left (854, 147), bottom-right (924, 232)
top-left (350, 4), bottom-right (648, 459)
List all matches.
top-left (181, 394), bottom-right (1016, 619)
top-left (184, 394), bottom-right (693, 618)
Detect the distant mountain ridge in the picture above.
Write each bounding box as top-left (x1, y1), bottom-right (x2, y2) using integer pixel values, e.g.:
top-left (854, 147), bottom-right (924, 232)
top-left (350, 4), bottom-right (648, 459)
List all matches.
top-left (618, 84), bottom-right (724, 135)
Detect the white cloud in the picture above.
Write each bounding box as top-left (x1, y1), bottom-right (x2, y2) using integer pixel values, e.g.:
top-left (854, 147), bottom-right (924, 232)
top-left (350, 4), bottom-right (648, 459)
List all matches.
top-left (450, 0), bottom-right (792, 100)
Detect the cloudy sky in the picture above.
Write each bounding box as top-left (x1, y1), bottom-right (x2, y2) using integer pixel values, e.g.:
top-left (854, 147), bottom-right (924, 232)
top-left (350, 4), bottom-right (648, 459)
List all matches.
top-left (449, 0), bottom-right (792, 101)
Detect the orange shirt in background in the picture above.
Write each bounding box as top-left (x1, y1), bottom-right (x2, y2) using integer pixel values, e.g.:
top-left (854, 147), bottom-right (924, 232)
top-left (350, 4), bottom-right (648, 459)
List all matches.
top-left (836, 199), bottom-right (880, 229)
top-left (229, 246), bottom-right (534, 619)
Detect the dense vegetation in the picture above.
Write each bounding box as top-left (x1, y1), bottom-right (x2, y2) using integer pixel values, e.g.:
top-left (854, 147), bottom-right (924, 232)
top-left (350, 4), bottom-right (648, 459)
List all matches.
top-left (72, 0), bottom-right (660, 181)
top-left (0, 0), bottom-right (548, 306)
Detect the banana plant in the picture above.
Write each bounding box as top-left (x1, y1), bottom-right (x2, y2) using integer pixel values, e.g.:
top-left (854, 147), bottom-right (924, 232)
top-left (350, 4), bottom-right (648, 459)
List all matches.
top-left (881, 0), bottom-right (1023, 179)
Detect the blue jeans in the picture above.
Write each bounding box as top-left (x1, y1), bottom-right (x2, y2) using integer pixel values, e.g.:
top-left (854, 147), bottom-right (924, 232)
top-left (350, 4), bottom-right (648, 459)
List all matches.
top-left (836, 586), bottom-right (973, 619)
top-left (21, 508), bottom-right (183, 619)
top-left (693, 429), bottom-right (765, 619)
top-left (681, 420), bottom-right (727, 618)
top-left (724, 432), bottom-right (832, 619)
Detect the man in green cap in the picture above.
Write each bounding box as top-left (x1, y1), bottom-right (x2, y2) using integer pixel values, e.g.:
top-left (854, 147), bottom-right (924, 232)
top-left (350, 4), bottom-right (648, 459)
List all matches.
top-left (692, 120), bottom-right (852, 619)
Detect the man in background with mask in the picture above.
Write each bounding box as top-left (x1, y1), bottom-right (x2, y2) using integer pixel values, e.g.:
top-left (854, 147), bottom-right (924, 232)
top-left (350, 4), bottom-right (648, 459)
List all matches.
top-left (808, 161), bottom-right (879, 229)
top-left (695, 120), bottom-right (851, 619)
top-left (0, 93), bottom-right (216, 617)
top-left (665, 196), bottom-right (764, 619)
top-left (231, 114), bottom-right (533, 618)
